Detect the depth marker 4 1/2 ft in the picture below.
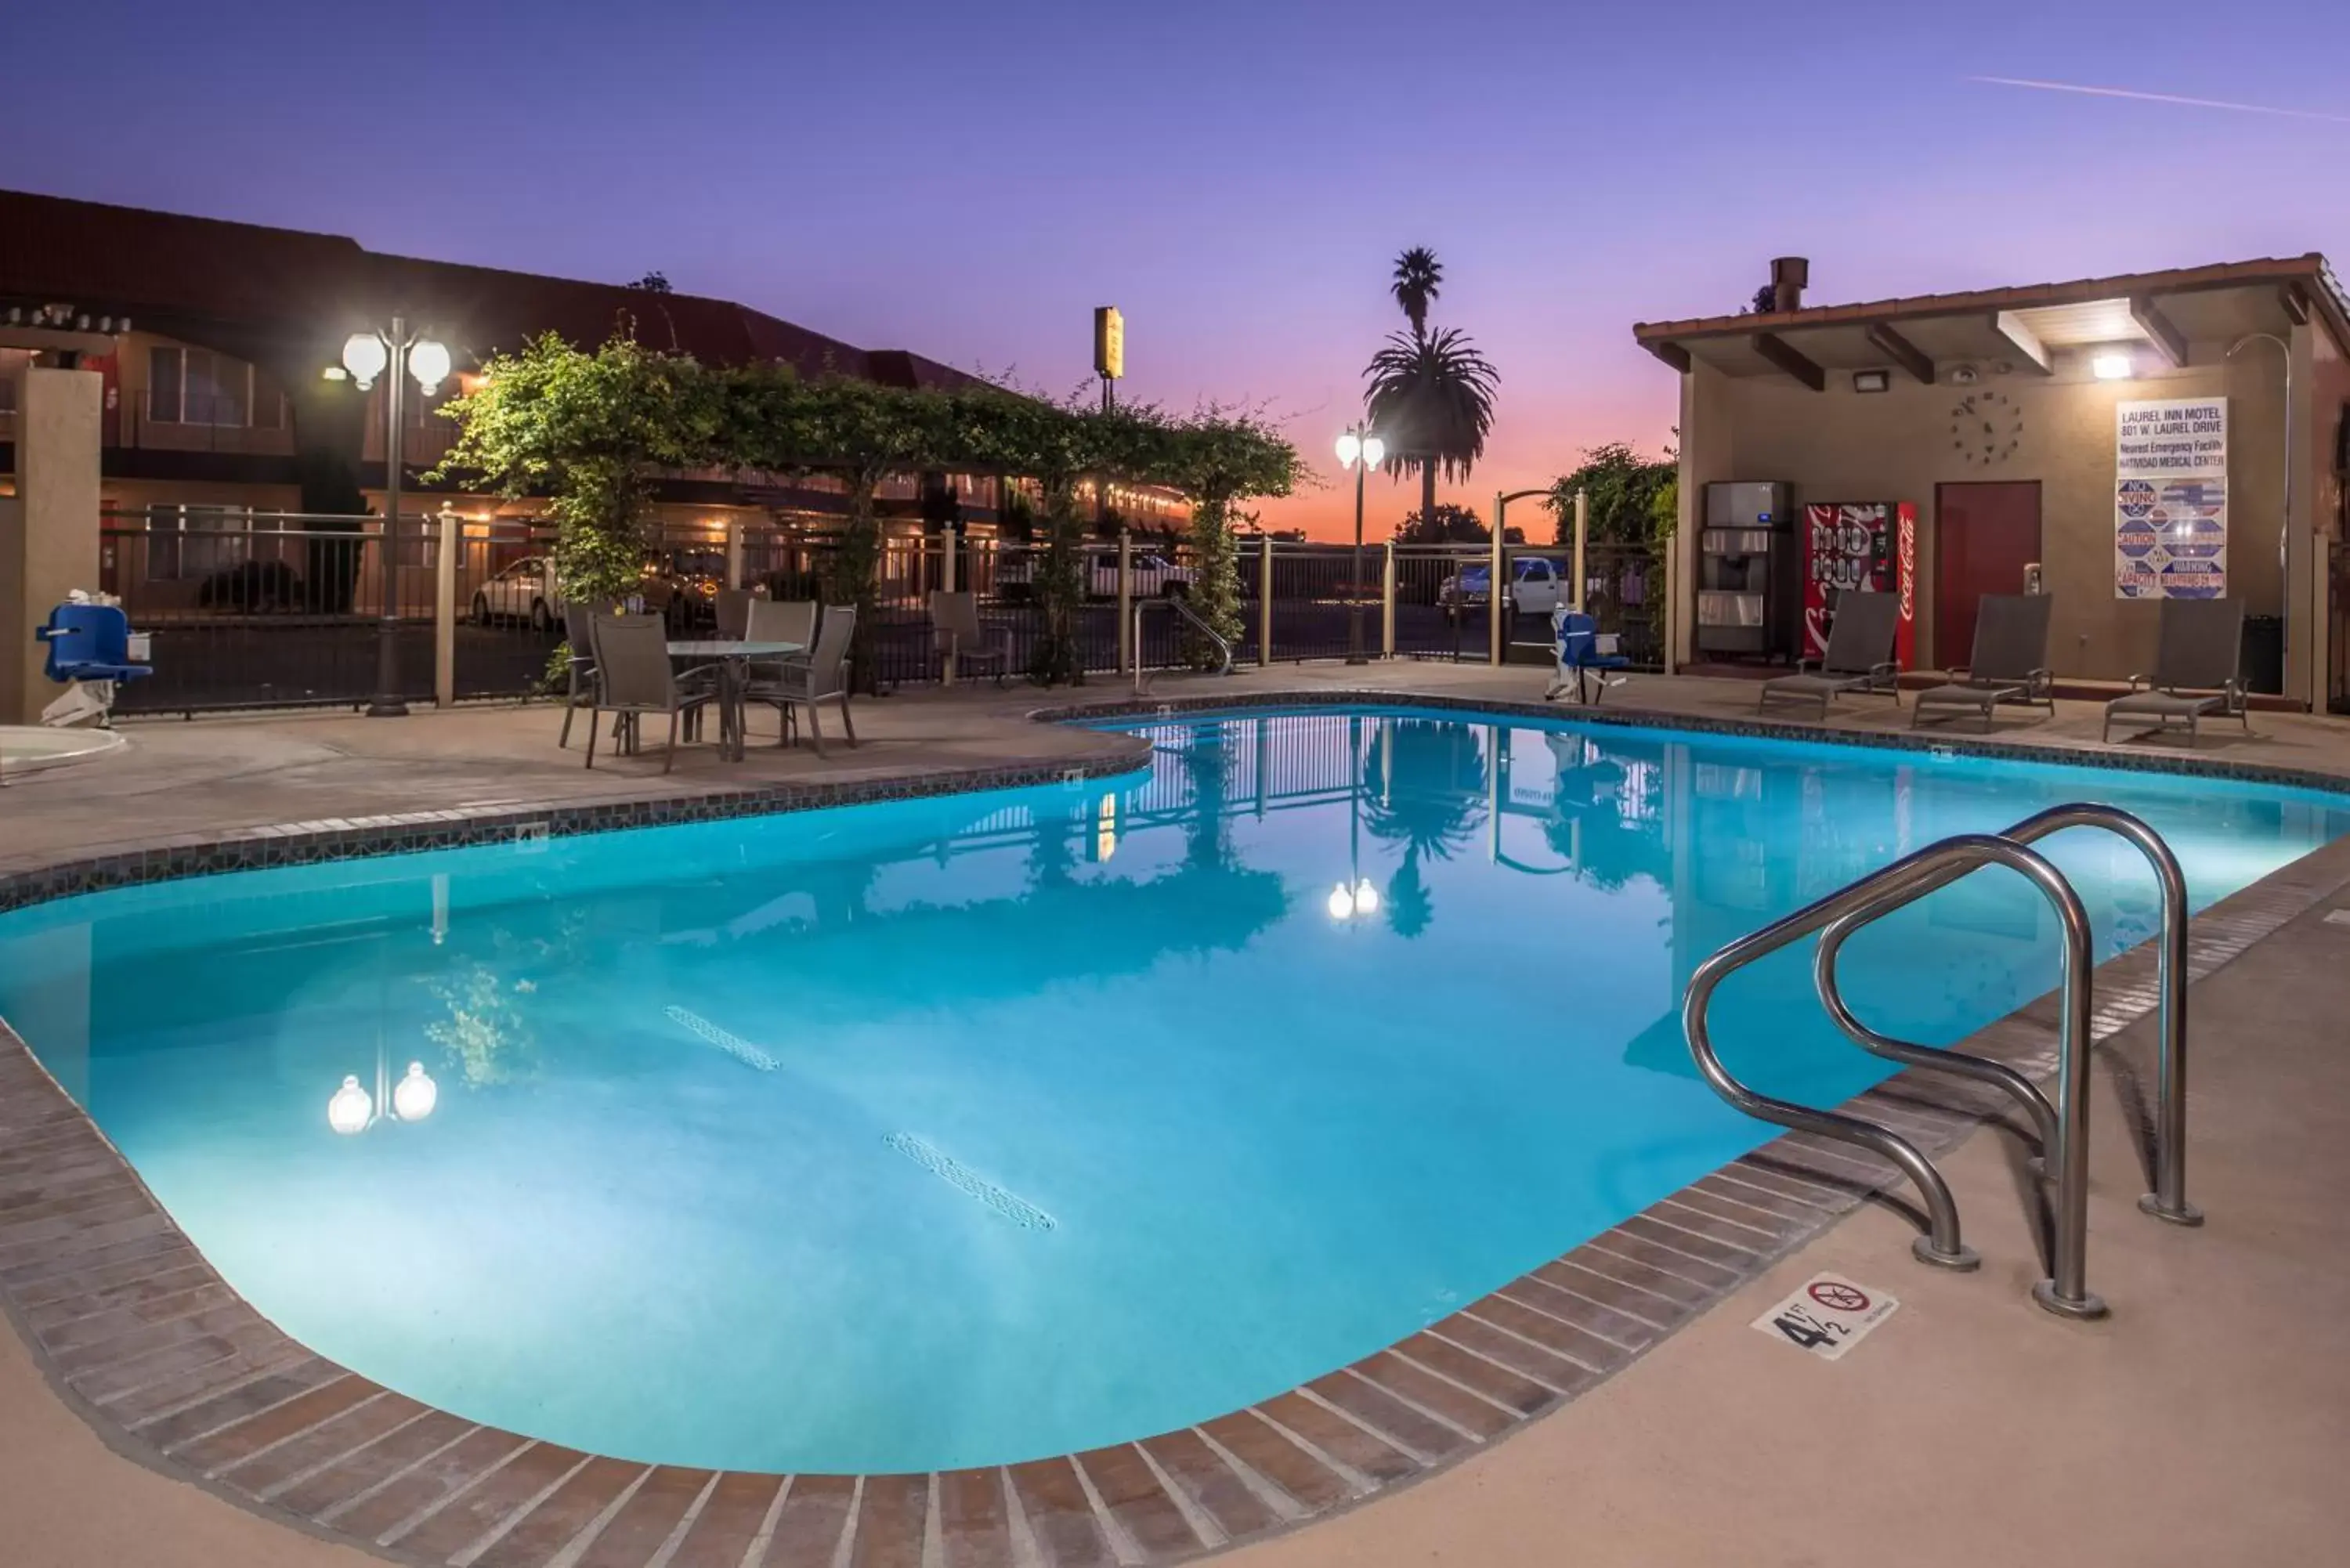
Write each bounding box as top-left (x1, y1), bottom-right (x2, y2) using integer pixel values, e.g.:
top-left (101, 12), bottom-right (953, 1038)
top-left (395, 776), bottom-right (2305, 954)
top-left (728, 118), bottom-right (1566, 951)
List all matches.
top-left (1751, 1274), bottom-right (1900, 1361)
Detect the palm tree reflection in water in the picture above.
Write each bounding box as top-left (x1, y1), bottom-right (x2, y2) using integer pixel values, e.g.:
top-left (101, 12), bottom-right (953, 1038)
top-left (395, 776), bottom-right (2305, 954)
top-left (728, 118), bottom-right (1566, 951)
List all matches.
top-left (1361, 716), bottom-right (1491, 938)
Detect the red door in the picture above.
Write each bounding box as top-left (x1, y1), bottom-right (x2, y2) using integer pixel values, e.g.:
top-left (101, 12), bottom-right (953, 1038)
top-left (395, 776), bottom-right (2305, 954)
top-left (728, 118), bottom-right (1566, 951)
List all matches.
top-left (1934, 482), bottom-right (2041, 670)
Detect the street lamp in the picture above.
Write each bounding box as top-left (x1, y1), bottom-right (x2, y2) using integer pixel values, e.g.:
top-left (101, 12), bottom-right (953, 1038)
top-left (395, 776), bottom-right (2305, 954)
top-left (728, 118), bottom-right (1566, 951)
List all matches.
top-left (1336, 425), bottom-right (1386, 665)
top-left (340, 316), bottom-right (450, 718)
top-left (2228, 331), bottom-right (2298, 699)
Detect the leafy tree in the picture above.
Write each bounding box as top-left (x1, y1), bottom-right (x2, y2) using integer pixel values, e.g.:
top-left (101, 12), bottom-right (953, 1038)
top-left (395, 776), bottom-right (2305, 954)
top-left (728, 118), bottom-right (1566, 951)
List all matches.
top-left (1364, 308), bottom-right (1499, 527)
top-left (432, 333), bottom-right (724, 612)
top-left (1153, 410), bottom-right (1299, 668)
top-left (1394, 504), bottom-right (1488, 544)
top-left (437, 336), bottom-right (1300, 691)
top-left (1546, 442), bottom-right (1676, 546)
top-left (628, 271), bottom-right (674, 294)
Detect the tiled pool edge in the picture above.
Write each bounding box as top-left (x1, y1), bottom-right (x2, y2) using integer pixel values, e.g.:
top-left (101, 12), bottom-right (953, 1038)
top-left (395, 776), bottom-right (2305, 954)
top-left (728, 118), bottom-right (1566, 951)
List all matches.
top-left (1039, 685), bottom-right (2350, 794)
top-left (3, 710), bottom-right (2350, 1568)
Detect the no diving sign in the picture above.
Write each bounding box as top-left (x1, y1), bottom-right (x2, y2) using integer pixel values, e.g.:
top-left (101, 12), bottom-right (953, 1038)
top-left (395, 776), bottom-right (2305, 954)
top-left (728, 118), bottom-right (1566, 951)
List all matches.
top-left (1751, 1274), bottom-right (1900, 1361)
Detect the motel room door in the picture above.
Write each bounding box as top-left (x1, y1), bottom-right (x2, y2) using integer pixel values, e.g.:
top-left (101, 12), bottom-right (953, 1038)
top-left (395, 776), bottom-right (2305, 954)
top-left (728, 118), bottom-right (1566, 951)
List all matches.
top-left (1934, 482), bottom-right (2042, 669)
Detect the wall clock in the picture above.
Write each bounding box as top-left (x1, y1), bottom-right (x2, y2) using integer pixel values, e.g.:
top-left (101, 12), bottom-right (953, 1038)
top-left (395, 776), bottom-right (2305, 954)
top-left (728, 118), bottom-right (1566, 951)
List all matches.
top-left (1949, 389), bottom-right (2024, 468)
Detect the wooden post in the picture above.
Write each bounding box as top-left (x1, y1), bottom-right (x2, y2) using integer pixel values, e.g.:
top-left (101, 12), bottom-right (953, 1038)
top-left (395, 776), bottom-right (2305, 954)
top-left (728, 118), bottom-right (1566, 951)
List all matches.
top-left (433, 508), bottom-right (457, 707)
top-left (1259, 533), bottom-right (1274, 667)
top-left (1116, 527), bottom-right (1133, 675)
top-left (1572, 488), bottom-right (1589, 613)
top-left (1381, 540), bottom-right (1397, 657)
top-left (1488, 505), bottom-right (1505, 667)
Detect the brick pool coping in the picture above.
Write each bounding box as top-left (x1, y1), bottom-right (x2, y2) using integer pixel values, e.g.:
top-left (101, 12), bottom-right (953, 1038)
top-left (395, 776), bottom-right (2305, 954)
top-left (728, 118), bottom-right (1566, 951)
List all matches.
top-left (3, 694), bottom-right (2349, 1568)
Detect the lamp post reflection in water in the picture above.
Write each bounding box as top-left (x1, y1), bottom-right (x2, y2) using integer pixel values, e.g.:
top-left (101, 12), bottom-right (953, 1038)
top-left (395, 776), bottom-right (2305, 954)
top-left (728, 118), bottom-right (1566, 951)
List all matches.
top-left (328, 932), bottom-right (437, 1135)
top-left (1329, 713), bottom-right (1383, 923)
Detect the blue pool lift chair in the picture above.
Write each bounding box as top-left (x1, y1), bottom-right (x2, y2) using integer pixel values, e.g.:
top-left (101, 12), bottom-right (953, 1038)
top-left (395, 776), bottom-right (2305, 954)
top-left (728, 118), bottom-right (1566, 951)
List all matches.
top-left (1544, 609), bottom-right (1631, 704)
top-left (36, 602), bottom-right (152, 725)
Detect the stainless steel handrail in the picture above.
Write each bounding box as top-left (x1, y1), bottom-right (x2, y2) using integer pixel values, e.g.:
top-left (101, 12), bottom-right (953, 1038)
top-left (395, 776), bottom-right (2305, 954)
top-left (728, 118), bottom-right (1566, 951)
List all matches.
top-left (1133, 594), bottom-right (1234, 694)
top-left (1683, 833), bottom-right (2106, 1317)
top-left (1815, 804), bottom-right (2196, 1226)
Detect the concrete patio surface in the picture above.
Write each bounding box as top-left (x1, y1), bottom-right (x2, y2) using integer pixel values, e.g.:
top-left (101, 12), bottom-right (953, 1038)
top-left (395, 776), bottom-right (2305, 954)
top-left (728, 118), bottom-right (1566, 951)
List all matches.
top-left (3, 664), bottom-right (2349, 1566)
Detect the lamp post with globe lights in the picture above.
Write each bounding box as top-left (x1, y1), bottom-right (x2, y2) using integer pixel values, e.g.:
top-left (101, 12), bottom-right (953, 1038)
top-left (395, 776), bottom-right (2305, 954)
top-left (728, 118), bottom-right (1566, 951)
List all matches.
top-left (338, 318), bottom-right (451, 718)
top-left (1328, 711), bottom-right (1383, 925)
top-left (1335, 425), bottom-right (1386, 665)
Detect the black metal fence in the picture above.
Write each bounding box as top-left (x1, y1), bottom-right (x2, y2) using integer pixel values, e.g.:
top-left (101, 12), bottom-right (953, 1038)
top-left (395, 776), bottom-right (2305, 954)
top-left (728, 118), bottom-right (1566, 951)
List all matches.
top-left (89, 507), bottom-right (1651, 715)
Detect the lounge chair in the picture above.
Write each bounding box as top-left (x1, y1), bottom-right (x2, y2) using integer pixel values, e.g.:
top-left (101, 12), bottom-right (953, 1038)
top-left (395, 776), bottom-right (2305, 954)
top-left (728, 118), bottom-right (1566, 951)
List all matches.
top-left (2103, 598), bottom-right (2251, 744)
top-left (1543, 609), bottom-right (1631, 704)
top-left (930, 590), bottom-right (1011, 685)
top-left (745, 605), bottom-right (858, 757)
top-left (1759, 591), bottom-right (1902, 717)
top-left (1911, 594), bottom-right (2055, 731)
top-left (582, 613), bottom-right (717, 772)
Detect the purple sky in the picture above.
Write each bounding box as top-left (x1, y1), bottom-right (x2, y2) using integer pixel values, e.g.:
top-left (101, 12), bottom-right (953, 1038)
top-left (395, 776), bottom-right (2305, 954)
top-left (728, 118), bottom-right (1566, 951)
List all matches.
top-left (5, 0), bottom-right (2345, 537)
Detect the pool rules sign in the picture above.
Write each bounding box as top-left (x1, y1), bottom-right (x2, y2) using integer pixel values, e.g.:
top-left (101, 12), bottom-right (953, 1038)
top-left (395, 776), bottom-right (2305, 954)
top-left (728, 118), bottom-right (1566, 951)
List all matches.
top-left (2115, 397), bottom-right (2228, 599)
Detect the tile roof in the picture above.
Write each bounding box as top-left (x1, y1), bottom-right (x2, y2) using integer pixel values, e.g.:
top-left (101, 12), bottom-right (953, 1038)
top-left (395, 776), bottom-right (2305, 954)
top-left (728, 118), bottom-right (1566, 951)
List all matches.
top-left (1634, 254), bottom-right (2346, 348)
top-left (0, 187), bottom-right (960, 382)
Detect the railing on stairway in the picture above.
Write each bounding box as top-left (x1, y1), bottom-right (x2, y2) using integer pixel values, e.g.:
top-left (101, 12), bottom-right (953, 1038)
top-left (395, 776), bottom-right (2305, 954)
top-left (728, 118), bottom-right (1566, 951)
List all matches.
top-left (1133, 594), bottom-right (1233, 695)
top-left (1681, 804), bottom-right (2198, 1321)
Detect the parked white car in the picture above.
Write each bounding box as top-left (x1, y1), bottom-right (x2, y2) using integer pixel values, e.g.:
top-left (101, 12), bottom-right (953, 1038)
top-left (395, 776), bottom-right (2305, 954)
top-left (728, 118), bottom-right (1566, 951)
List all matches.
top-left (1089, 550), bottom-right (1193, 598)
top-left (1437, 555), bottom-right (1567, 616)
top-left (473, 556), bottom-right (562, 630)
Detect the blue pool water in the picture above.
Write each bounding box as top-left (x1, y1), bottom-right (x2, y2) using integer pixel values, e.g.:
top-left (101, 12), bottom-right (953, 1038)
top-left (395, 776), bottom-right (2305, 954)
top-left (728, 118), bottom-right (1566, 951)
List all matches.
top-left (0, 708), bottom-right (2343, 1472)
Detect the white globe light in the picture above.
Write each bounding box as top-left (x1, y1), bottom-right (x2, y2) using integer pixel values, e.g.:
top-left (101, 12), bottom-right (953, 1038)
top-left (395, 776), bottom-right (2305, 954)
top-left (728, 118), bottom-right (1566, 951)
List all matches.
top-left (327, 1075), bottom-right (373, 1136)
top-left (408, 338), bottom-right (452, 395)
top-left (1326, 882), bottom-right (1356, 920)
top-left (1360, 435), bottom-right (1386, 468)
top-left (1353, 877), bottom-right (1381, 916)
top-left (392, 1061), bottom-right (439, 1122)
top-left (341, 331), bottom-right (389, 389)
top-left (1335, 432), bottom-right (1362, 468)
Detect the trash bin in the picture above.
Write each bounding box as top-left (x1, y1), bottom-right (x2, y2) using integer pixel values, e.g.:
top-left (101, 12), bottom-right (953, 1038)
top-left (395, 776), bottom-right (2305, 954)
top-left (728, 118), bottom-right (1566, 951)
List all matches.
top-left (2242, 614), bottom-right (2284, 695)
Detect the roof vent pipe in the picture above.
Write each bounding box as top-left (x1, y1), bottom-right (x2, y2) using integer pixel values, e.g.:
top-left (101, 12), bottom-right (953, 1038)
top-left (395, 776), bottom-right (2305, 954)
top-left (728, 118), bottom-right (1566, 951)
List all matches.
top-left (1771, 257), bottom-right (1810, 313)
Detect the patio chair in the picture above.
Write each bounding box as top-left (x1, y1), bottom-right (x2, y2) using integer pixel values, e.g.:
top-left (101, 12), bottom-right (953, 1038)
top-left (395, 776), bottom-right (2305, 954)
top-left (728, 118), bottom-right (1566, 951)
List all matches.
top-left (582, 613), bottom-right (717, 772)
top-left (2103, 597), bottom-right (2251, 744)
top-left (746, 605), bottom-right (858, 757)
top-left (1911, 594), bottom-right (2055, 732)
top-left (743, 598), bottom-right (816, 742)
top-left (714, 588), bottom-right (756, 641)
top-left (1543, 609), bottom-right (1631, 704)
top-left (1759, 590), bottom-right (1902, 717)
top-left (930, 590), bottom-right (1010, 685)
top-left (557, 603), bottom-right (598, 749)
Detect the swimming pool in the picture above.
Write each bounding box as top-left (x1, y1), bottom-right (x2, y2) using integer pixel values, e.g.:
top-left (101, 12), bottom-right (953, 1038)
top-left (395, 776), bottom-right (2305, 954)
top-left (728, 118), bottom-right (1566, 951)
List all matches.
top-left (0, 706), bottom-right (2341, 1474)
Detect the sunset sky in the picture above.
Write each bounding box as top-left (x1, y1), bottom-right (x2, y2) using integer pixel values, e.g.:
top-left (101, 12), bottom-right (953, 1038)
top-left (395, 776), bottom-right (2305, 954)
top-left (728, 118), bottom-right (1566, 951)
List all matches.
top-left (6, 0), bottom-right (2345, 539)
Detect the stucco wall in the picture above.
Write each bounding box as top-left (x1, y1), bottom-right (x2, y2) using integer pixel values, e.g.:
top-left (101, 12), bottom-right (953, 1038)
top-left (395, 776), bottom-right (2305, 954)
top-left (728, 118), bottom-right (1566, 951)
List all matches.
top-left (1680, 345), bottom-right (2302, 686)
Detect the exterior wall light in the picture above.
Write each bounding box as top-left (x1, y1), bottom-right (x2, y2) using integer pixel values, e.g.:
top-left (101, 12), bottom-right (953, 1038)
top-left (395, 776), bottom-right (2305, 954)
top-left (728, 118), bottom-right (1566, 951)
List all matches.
top-left (2092, 352), bottom-right (2135, 381)
top-left (1853, 370), bottom-right (1891, 394)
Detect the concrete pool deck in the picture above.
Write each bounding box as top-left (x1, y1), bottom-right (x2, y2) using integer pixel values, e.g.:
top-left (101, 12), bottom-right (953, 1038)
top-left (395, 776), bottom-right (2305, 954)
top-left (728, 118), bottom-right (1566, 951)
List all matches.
top-left (3, 665), bottom-right (2349, 1566)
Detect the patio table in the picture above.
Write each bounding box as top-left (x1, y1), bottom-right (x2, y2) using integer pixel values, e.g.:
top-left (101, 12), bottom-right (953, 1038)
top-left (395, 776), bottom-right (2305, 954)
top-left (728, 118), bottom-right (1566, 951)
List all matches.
top-left (668, 639), bottom-right (803, 762)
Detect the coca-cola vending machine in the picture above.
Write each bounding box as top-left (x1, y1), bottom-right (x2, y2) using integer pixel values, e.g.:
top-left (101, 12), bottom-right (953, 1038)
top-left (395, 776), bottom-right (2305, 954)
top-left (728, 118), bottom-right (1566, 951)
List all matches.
top-left (1801, 502), bottom-right (1915, 667)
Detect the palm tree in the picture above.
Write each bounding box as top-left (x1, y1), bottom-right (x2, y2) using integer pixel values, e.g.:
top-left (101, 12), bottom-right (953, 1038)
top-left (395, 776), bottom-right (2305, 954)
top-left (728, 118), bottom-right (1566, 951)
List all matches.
top-left (1364, 325), bottom-right (1500, 529)
top-left (1390, 247), bottom-right (1443, 336)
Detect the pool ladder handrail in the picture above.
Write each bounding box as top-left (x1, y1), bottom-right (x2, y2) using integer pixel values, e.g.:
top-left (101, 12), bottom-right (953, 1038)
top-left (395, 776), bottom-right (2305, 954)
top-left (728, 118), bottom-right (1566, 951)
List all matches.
top-left (1814, 804), bottom-right (2198, 1230)
top-left (1685, 802), bottom-right (2195, 1320)
top-left (1133, 594), bottom-right (1234, 695)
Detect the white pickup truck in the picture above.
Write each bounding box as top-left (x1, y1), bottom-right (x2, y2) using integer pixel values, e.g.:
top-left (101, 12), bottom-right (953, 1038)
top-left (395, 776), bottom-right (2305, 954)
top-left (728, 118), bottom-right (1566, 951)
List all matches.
top-left (1437, 556), bottom-right (1567, 616)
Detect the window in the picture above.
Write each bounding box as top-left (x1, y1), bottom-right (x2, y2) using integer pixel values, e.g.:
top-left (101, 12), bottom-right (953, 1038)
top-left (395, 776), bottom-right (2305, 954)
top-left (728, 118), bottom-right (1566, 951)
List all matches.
top-left (146, 345), bottom-right (285, 428)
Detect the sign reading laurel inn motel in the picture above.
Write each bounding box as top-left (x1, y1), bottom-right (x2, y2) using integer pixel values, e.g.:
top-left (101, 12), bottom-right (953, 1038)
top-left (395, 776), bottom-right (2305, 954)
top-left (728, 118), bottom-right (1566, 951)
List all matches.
top-left (2115, 397), bottom-right (2228, 600)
